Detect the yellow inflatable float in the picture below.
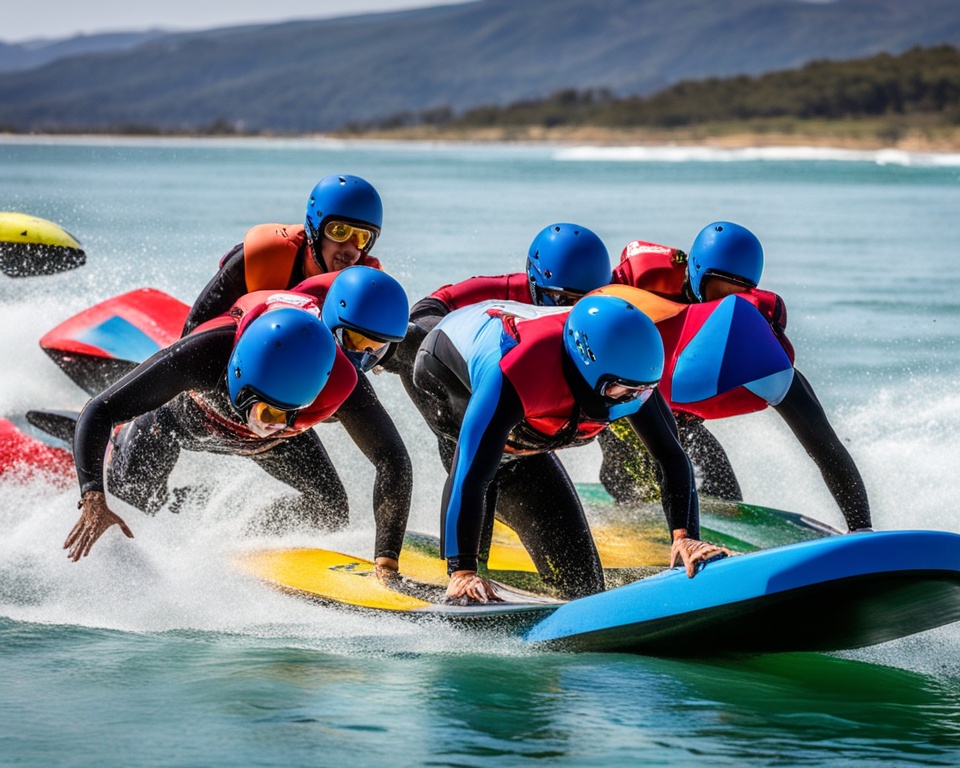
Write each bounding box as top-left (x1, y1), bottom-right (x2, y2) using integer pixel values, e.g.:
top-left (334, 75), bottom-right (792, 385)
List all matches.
top-left (0, 212), bottom-right (86, 277)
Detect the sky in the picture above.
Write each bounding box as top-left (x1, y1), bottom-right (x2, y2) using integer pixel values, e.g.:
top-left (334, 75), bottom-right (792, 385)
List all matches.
top-left (3, 0), bottom-right (476, 44)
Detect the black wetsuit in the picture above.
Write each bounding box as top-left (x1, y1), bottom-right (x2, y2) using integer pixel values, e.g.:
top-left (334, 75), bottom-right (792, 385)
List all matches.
top-left (182, 243), bottom-right (257, 335)
top-left (75, 324), bottom-right (412, 560)
top-left (410, 305), bottom-right (698, 599)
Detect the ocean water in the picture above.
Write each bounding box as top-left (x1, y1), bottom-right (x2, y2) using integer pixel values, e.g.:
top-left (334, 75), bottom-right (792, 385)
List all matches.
top-left (2, 136), bottom-right (960, 766)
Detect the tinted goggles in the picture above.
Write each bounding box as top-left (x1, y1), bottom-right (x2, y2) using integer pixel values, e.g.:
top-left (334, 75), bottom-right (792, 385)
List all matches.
top-left (324, 220), bottom-right (374, 249)
top-left (537, 287), bottom-right (584, 307)
top-left (234, 387), bottom-right (299, 427)
top-left (597, 377), bottom-right (657, 405)
top-left (335, 327), bottom-right (389, 372)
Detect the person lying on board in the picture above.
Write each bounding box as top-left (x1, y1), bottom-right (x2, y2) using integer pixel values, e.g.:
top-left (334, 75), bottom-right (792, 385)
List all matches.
top-left (381, 221), bottom-right (722, 507)
top-left (411, 294), bottom-right (732, 604)
top-left (182, 174), bottom-right (386, 335)
top-left (602, 222), bottom-right (872, 533)
top-left (66, 267), bottom-right (413, 582)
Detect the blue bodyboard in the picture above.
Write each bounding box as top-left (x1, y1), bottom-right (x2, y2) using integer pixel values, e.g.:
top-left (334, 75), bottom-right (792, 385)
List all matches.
top-left (524, 531), bottom-right (960, 654)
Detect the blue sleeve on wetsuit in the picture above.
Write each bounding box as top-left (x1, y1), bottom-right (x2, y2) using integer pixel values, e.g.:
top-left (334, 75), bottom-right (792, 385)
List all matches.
top-left (435, 307), bottom-right (524, 572)
top-left (441, 364), bottom-right (524, 572)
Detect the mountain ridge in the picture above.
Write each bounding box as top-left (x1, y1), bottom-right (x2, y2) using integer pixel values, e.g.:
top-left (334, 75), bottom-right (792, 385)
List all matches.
top-left (1, 0), bottom-right (959, 134)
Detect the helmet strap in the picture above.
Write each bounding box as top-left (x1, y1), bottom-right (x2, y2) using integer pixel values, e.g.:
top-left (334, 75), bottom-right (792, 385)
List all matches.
top-left (560, 348), bottom-right (610, 421)
top-left (305, 237), bottom-right (328, 274)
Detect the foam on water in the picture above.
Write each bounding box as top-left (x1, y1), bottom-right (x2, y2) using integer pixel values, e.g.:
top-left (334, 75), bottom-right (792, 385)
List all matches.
top-left (554, 144), bottom-right (960, 167)
top-left (3, 138), bottom-right (959, 676)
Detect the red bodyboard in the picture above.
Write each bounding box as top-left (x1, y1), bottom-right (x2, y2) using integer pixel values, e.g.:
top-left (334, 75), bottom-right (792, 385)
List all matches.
top-left (0, 418), bottom-right (74, 485)
top-left (40, 288), bottom-right (189, 361)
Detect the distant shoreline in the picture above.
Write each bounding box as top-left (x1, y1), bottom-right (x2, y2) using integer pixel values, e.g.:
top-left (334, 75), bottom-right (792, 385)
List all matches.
top-left (328, 124), bottom-right (960, 154)
top-left (5, 126), bottom-right (960, 154)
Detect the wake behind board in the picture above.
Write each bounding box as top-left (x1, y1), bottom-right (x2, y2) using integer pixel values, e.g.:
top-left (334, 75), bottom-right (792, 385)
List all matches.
top-left (239, 532), bottom-right (960, 656)
top-left (0, 212), bottom-right (86, 277)
top-left (524, 530), bottom-right (960, 655)
top-left (236, 547), bottom-right (561, 627)
top-left (39, 288), bottom-right (190, 395)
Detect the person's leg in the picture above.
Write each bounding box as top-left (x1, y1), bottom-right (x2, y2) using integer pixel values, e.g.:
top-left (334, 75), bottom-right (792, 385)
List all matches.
top-left (597, 423), bottom-right (661, 504)
top-left (598, 416), bottom-right (744, 503)
top-left (495, 453), bottom-right (604, 598)
top-left (384, 315), bottom-right (441, 406)
top-left (248, 430), bottom-right (350, 533)
top-left (105, 410), bottom-right (181, 515)
top-left (675, 414), bottom-right (743, 501)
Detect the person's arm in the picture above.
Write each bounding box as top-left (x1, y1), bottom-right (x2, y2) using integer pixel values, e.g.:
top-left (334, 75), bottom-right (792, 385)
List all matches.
top-left (333, 373), bottom-right (413, 572)
top-left (410, 295), bottom-right (452, 322)
top-left (181, 244), bottom-right (248, 335)
top-left (66, 327), bottom-right (234, 561)
top-left (74, 326), bottom-right (234, 495)
top-left (773, 369), bottom-right (872, 532)
top-left (441, 367), bottom-right (524, 602)
top-left (625, 390), bottom-right (732, 576)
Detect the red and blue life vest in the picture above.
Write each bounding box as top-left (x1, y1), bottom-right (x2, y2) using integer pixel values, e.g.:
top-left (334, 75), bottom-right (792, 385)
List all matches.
top-left (189, 288), bottom-right (357, 439)
top-left (496, 310), bottom-right (609, 450)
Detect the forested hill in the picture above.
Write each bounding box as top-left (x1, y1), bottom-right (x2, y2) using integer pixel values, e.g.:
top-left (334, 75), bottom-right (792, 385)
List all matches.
top-left (1, 0), bottom-right (960, 134)
top-left (363, 46), bottom-right (960, 133)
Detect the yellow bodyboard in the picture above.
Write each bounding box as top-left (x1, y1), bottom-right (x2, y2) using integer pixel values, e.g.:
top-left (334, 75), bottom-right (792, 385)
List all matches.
top-left (487, 519), bottom-right (671, 572)
top-left (237, 548), bottom-right (432, 611)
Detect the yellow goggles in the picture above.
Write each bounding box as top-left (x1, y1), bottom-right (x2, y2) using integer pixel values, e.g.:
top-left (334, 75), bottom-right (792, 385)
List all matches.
top-left (324, 220), bottom-right (374, 249)
top-left (249, 400), bottom-right (295, 427)
top-left (336, 328), bottom-right (389, 372)
top-left (341, 328), bottom-right (386, 354)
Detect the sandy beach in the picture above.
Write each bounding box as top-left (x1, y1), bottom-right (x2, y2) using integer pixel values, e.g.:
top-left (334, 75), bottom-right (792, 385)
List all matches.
top-left (332, 124), bottom-right (960, 153)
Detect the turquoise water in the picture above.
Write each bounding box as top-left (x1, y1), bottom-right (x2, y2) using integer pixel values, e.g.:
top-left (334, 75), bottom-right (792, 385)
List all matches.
top-left (2, 137), bottom-right (960, 765)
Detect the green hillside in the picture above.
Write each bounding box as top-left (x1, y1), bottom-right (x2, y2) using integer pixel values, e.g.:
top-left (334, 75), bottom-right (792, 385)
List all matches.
top-left (343, 46), bottom-right (960, 147)
top-left (1, 0), bottom-right (960, 134)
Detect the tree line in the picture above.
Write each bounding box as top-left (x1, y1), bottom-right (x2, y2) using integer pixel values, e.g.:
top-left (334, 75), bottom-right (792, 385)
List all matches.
top-left (351, 45), bottom-right (960, 133)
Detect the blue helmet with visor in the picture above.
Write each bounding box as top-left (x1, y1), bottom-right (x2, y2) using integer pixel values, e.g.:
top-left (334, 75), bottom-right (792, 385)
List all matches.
top-left (321, 265), bottom-right (409, 372)
top-left (305, 174), bottom-right (383, 257)
top-left (563, 294), bottom-right (664, 421)
top-left (687, 221), bottom-right (763, 302)
top-left (526, 223), bottom-right (611, 307)
top-left (228, 307), bottom-right (336, 424)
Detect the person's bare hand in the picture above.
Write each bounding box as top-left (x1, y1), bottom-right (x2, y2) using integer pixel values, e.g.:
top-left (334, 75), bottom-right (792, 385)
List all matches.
top-left (669, 536), bottom-right (733, 578)
top-left (446, 570), bottom-right (503, 603)
top-left (64, 491), bottom-right (133, 562)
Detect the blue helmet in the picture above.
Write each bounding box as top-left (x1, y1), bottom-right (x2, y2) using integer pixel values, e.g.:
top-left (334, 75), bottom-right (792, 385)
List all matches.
top-left (228, 307), bottom-right (336, 415)
top-left (687, 221), bottom-right (763, 301)
top-left (563, 295), bottom-right (664, 420)
top-left (321, 266), bottom-right (409, 371)
top-left (305, 174), bottom-right (383, 253)
top-left (526, 223), bottom-right (611, 306)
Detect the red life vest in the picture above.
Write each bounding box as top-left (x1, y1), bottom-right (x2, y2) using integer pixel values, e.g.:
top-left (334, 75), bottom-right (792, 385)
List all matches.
top-left (430, 273), bottom-right (532, 312)
top-left (589, 285), bottom-right (794, 421)
top-left (241, 223), bottom-right (382, 292)
top-left (612, 240), bottom-right (689, 298)
top-left (189, 289), bottom-right (357, 438)
top-left (497, 311), bottom-right (608, 451)
top-left (613, 239), bottom-right (794, 361)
